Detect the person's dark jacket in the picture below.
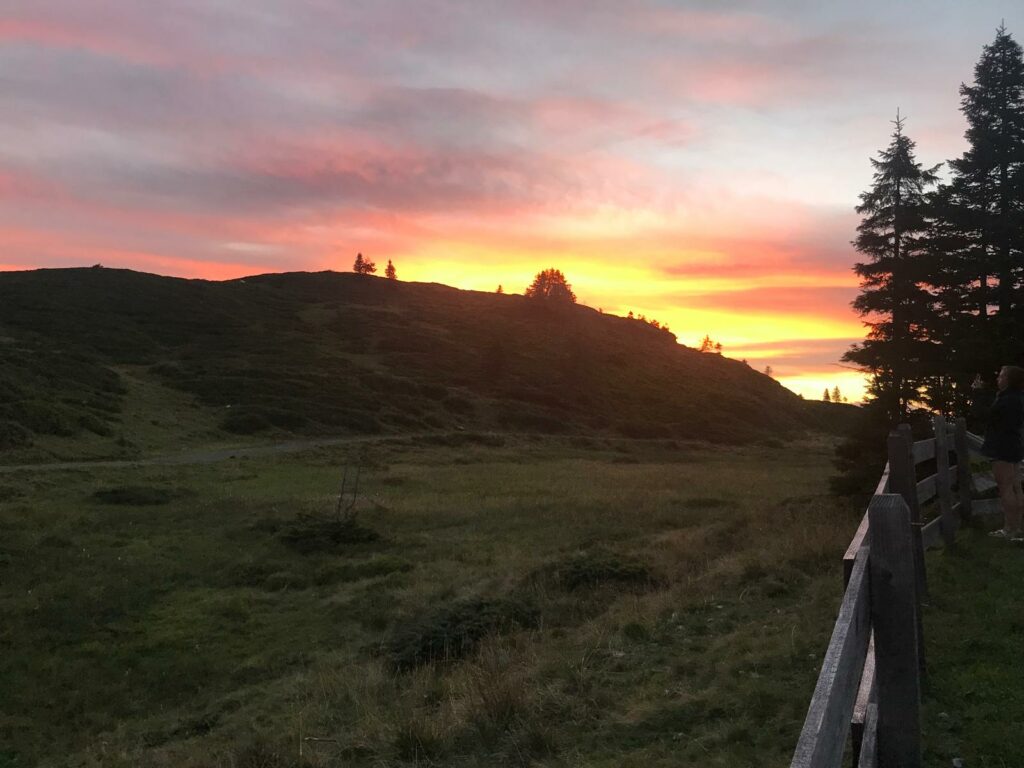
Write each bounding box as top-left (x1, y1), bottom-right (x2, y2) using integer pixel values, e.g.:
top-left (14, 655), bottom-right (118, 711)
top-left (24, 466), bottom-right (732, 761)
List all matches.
top-left (980, 388), bottom-right (1024, 463)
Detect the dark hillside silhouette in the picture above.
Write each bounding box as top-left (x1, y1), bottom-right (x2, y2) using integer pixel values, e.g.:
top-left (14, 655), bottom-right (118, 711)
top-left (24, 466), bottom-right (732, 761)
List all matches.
top-left (0, 268), bottom-right (849, 448)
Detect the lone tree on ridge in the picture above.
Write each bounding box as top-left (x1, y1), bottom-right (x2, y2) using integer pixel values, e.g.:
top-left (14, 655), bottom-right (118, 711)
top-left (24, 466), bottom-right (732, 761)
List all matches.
top-left (524, 268), bottom-right (576, 303)
top-left (353, 253), bottom-right (377, 275)
top-left (384, 259), bottom-right (397, 279)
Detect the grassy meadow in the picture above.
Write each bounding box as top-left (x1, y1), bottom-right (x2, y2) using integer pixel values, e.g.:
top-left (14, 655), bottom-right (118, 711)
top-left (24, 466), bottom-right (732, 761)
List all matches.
top-left (0, 434), bottom-right (863, 767)
top-left (921, 529), bottom-right (1024, 767)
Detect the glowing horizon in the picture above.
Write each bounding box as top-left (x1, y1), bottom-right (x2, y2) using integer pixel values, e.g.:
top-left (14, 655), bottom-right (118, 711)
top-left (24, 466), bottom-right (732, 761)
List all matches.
top-left (3, 1), bottom-right (1020, 405)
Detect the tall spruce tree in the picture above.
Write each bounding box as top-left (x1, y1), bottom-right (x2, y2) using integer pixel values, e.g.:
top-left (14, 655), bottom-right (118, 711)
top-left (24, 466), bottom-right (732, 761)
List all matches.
top-left (923, 25), bottom-right (1024, 409)
top-left (948, 27), bottom-right (1024, 348)
top-left (843, 114), bottom-right (940, 422)
top-left (961, 25), bottom-right (1024, 324)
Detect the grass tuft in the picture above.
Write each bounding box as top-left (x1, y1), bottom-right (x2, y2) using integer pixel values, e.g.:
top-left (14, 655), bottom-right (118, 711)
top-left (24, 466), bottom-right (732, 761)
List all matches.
top-left (383, 598), bottom-right (539, 671)
top-left (536, 549), bottom-right (660, 592)
top-left (278, 515), bottom-right (380, 553)
top-left (91, 485), bottom-right (181, 505)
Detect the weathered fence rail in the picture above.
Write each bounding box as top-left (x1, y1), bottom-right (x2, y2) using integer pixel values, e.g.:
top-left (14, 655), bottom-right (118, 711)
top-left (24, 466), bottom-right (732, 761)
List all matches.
top-left (791, 415), bottom-right (993, 768)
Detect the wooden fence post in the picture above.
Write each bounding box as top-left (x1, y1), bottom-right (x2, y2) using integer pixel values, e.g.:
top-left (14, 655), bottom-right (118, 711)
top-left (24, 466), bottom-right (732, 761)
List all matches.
top-left (868, 494), bottom-right (923, 768)
top-left (887, 428), bottom-right (927, 682)
top-left (887, 426), bottom-right (926, 592)
top-left (953, 417), bottom-right (973, 522)
top-left (933, 415), bottom-right (957, 547)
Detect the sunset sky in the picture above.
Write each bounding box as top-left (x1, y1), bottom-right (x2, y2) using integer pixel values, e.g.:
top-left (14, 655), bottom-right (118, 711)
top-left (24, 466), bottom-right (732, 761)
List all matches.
top-left (2, 1), bottom-right (1021, 401)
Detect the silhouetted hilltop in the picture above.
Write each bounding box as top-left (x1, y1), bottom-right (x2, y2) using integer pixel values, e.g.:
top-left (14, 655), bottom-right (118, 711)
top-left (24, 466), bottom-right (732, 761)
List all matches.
top-left (0, 267), bottom-right (849, 449)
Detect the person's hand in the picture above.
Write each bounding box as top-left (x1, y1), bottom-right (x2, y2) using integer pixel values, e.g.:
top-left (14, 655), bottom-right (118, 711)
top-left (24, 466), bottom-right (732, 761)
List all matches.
top-left (972, 374), bottom-right (984, 389)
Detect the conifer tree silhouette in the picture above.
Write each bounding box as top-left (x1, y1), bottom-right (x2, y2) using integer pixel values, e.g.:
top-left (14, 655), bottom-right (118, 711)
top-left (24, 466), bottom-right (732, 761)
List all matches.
top-left (352, 253), bottom-right (377, 275)
top-left (524, 269), bottom-right (576, 303)
top-left (843, 112), bottom-right (939, 422)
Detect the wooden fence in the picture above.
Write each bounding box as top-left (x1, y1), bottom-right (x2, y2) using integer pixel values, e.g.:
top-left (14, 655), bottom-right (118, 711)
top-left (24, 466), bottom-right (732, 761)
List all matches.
top-left (790, 415), bottom-right (997, 768)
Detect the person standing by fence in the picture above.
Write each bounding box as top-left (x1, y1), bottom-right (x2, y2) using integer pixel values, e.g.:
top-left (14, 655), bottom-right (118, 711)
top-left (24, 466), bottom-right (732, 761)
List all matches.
top-left (980, 365), bottom-right (1024, 539)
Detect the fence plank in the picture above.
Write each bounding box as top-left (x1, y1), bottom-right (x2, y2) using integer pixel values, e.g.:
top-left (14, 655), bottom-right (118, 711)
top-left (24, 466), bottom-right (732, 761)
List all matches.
top-left (912, 438), bottom-right (936, 463)
top-left (857, 703), bottom-right (879, 768)
top-left (868, 494), bottom-right (923, 768)
top-left (954, 419), bottom-right (973, 521)
top-left (973, 473), bottom-right (997, 495)
top-left (850, 634), bottom-right (876, 766)
top-left (875, 464), bottom-right (891, 496)
top-left (892, 427), bottom-right (928, 677)
top-left (921, 516), bottom-right (943, 550)
top-left (843, 465), bottom-right (890, 584)
top-left (933, 416), bottom-right (956, 547)
top-left (790, 547), bottom-right (872, 768)
top-left (843, 518), bottom-right (869, 586)
top-left (915, 474), bottom-right (938, 504)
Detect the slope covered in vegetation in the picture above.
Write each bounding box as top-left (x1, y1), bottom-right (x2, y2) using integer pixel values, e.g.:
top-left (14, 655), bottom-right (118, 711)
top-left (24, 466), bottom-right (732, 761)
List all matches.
top-left (0, 267), bottom-right (843, 454)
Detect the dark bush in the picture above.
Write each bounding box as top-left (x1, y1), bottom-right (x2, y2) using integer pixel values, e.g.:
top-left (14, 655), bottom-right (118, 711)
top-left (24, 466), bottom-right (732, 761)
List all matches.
top-left (417, 382), bottom-right (448, 400)
top-left (313, 556), bottom-right (412, 585)
top-left (384, 598), bottom-right (539, 671)
top-left (339, 411), bottom-right (382, 433)
top-left (497, 407), bottom-right (567, 433)
top-left (260, 409), bottom-right (308, 430)
top-left (91, 486), bottom-right (179, 505)
top-left (278, 516), bottom-right (379, 554)
top-left (442, 394), bottom-right (474, 414)
top-left (79, 412), bottom-right (112, 436)
top-left (617, 421), bottom-right (672, 439)
top-left (360, 373), bottom-right (422, 396)
top-left (535, 550), bottom-right (658, 592)
top-left (263, 571), bottom-right (310, 591)
top-left (221, 410), bottom-right (272, 434)
top-left (13, 400), bottom-right (77, 436)
top-left (231, 736), bottom-right (308, 768)
top-left (678, 497), bottom-right (731, 510)
top-left (0, 420), bottom-right (32, 450)
top-left (149, 361), bottom-right (185, 379)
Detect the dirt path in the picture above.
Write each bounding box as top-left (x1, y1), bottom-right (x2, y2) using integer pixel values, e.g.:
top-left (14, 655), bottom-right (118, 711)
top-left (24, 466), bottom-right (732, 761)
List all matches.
top-left (0, 435), bottom-right (385, 474)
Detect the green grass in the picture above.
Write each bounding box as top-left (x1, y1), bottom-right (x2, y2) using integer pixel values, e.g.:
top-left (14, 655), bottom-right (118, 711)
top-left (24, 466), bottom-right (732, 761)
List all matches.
top-left (0, 435), bottom-right (863, 767)
top-left (922, 530), bottom-right (1024, 767)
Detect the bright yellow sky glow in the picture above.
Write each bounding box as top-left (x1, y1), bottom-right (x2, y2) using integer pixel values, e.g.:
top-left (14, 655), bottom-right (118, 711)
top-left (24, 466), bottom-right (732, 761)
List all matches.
top-left (400, 248), bottom-right (869, 402)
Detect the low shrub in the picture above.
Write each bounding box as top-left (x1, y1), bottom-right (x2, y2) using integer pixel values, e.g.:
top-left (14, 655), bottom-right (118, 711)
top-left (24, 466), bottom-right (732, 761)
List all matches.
top-left (442, 394), bottom-right (474, 414)
top-left (263, 571), bottom-right (310, 591)
top-left (313, 556), bottom-right (412, 585)
top-left (383, 598), bottom-right (539, 671)
top-left (91, 486), bottom-right (180, 506)
top-left (417, 382), bottom-right (448, 400)
top-left (221, 410), bottom-right (272, 434)
top-left (79, 412), bottom-right (112, 436)
top-left (278, 515), bottom-right (380, 554)
top-left (0, 420), bottom-right (32, 450)
top-left (11, 400), bottom-right (77, 437)
top-left (617, 421), bottom-right (672, 439)
top-left (535, 550), bottom-right (659, 592)
top-left (678, 496), bottom-right (731, 510)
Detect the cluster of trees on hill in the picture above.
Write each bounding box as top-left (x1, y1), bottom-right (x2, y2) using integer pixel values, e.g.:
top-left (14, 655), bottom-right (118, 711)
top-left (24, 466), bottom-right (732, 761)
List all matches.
top-left (822, 386), bottom-right (848, 403)
top-left (352, 253), bottom-right (397, 279)
top-left (697, 335), bottom-right (723, 353)
top-left (348, 262), bottom-right (676, 336)
top-left (846, 25), bottom-right (1024, 424)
